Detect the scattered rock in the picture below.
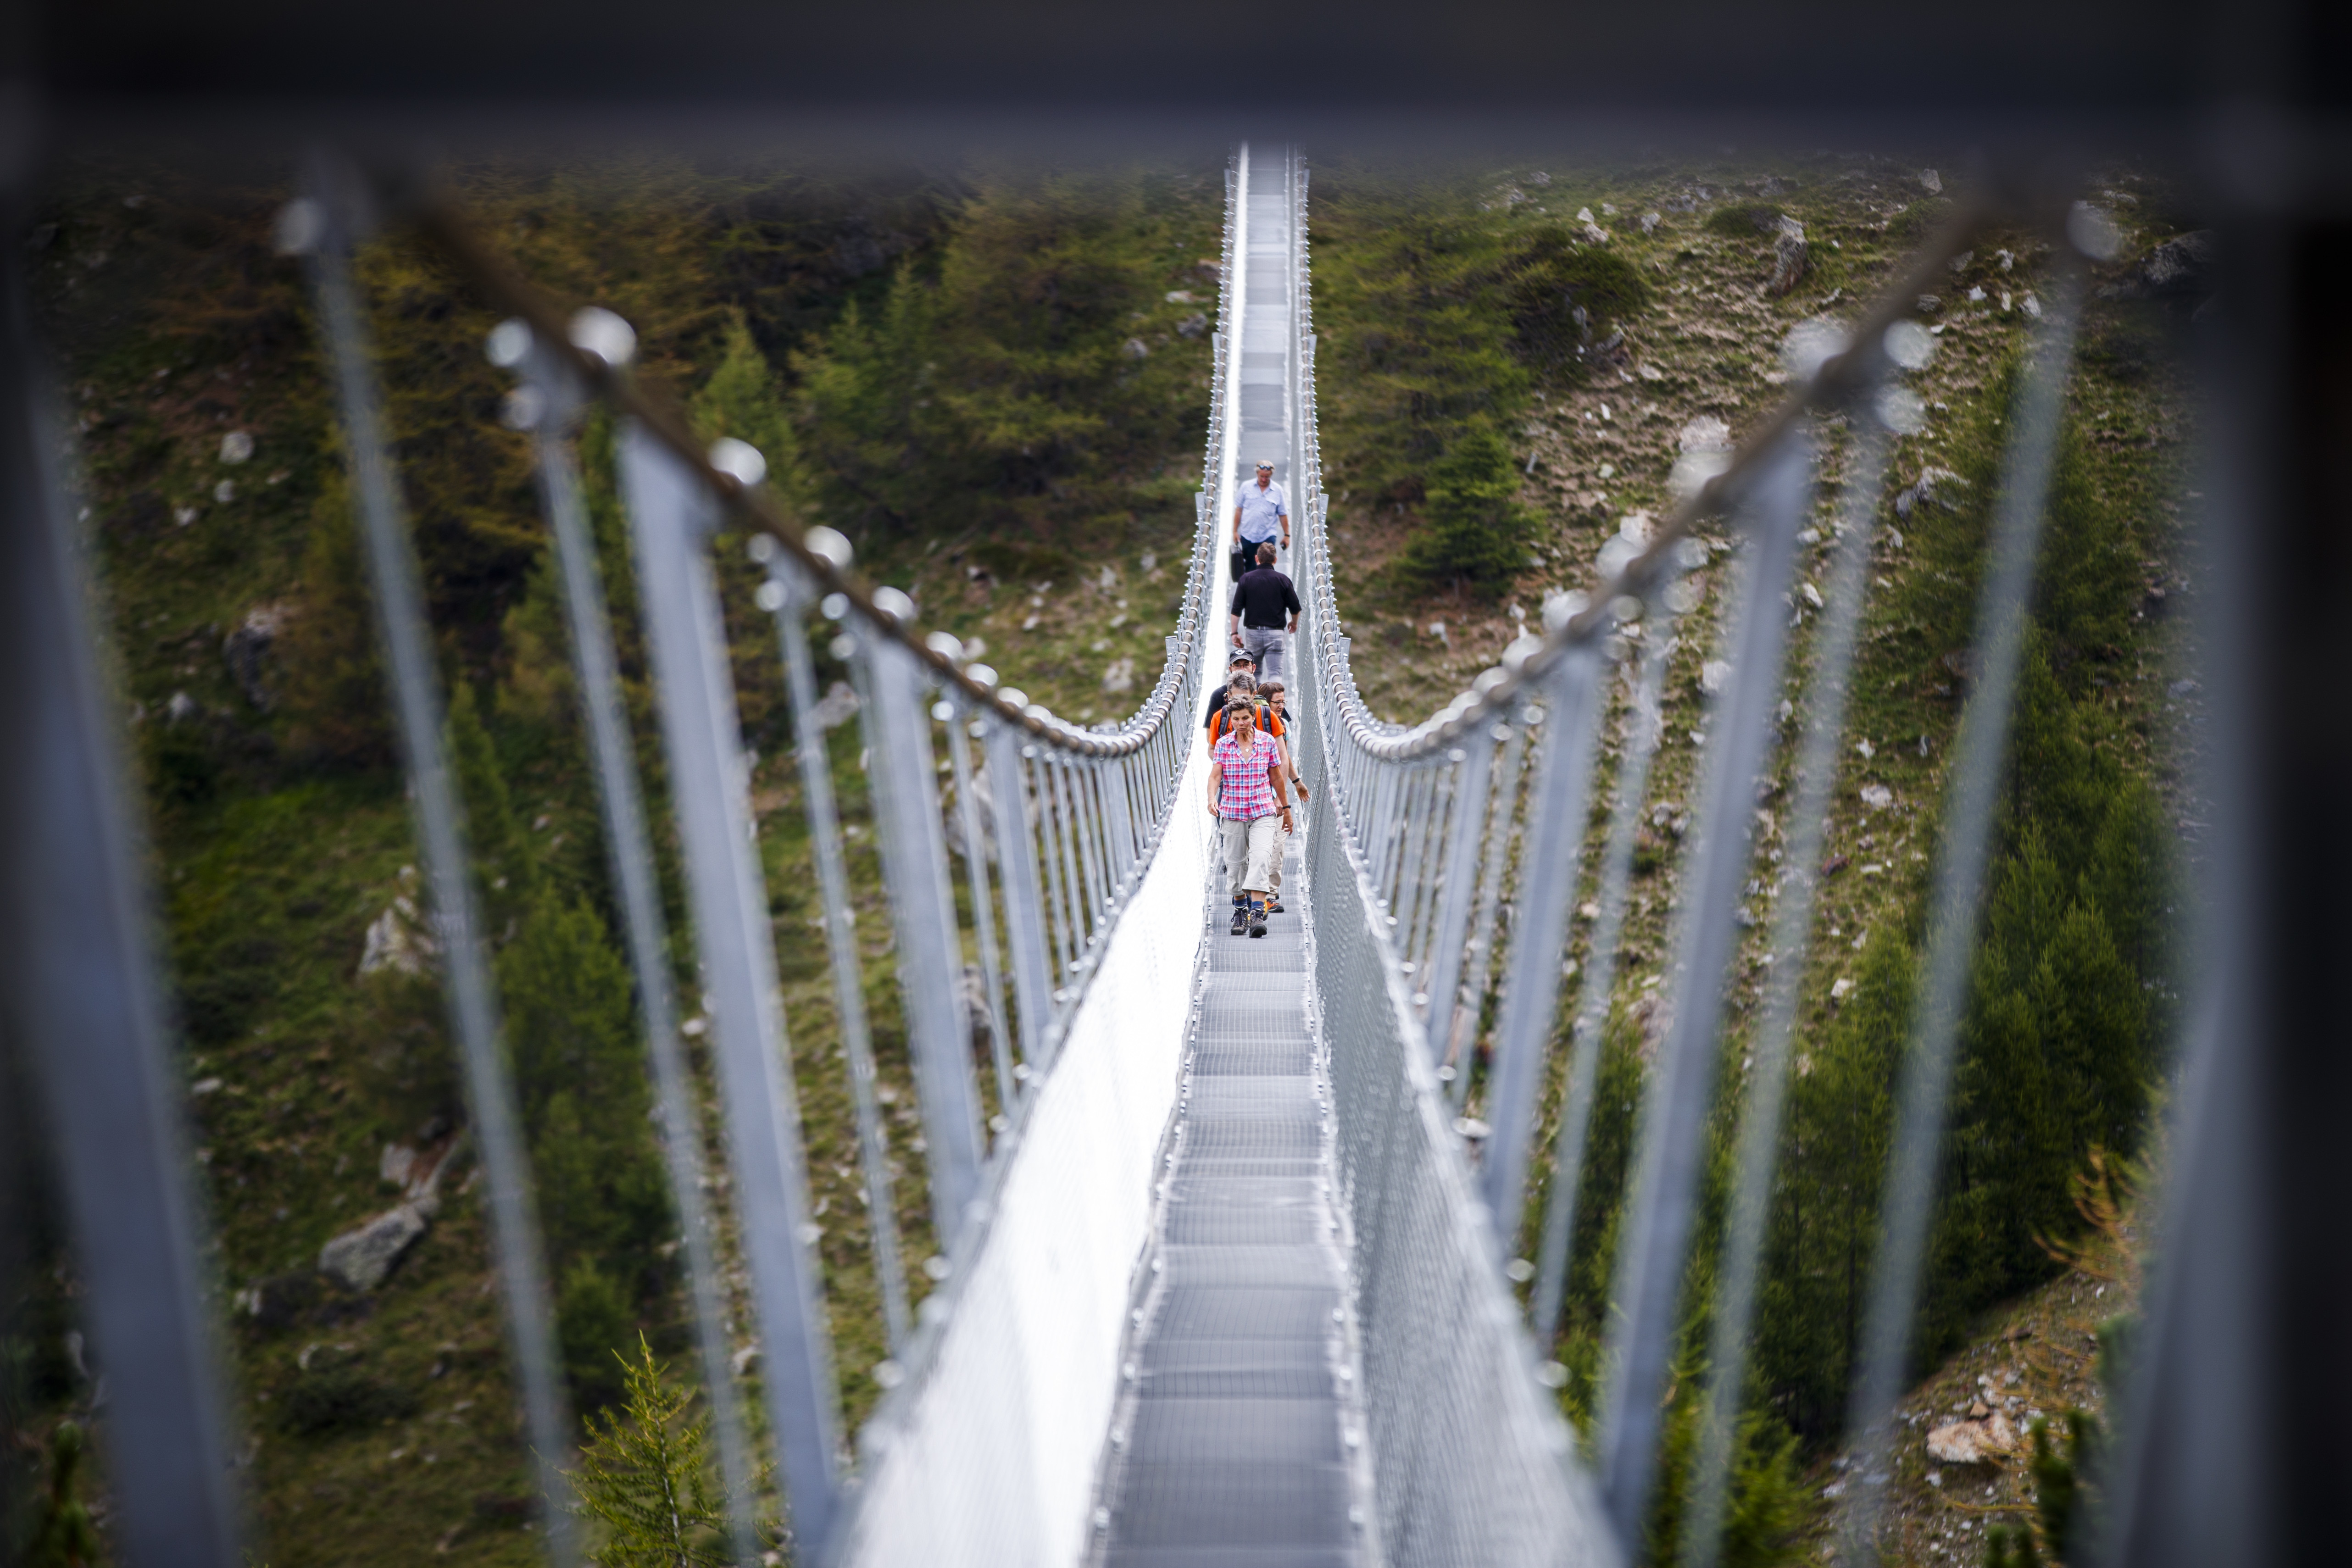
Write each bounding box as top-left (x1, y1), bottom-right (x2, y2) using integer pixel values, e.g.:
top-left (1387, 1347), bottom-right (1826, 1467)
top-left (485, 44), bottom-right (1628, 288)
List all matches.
top-left (1175, 313), bottom-right (1208, 339)
top-left (1765, 216), bottom-right (1809, 297)
top-left (1640, 211), bottom-right (1662, 235)
top-left (2100, 230), bottom-right (2216, 306)
top-left (1894, 466), bottom-right (1969, 517)
top-left (1700, 659), bottom-right (1733, 696)
top-left (1164, 290), bottom-right (1195, 304)
top-left (1926, 1412), bottom-right (2018, 1466)
top-left (1859, 784), bottom-right (1894, 811)
top-left (1919, 168), bottom-right (1943, 195)
top-left (1822, 854), bottom-right (1850, 877)
top-left (318, 1204), bottom-right (429, 1293)
top-left (360, 895), bottom-right (436, 978)
top-left (165, 689), bottom-right (200, 726)
top-left (1830, 977), bottom-right (1855, 1002)
top-left (811, 680), bottom-right (860, 730)
top-left (1121, 338), bottom-right (1149, 360)
top-left (219, 430), bottom-right (254, 465)
top-left (1101, 656), bottom-right (1136, 695)
top-left (222, 602), bottom-right (288, 711)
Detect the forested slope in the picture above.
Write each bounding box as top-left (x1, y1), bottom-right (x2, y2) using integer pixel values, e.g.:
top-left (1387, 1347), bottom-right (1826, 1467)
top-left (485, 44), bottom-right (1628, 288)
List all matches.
top-left (1305, 153), bottom-right (2201, 1565)
top-left (2, 145), bottom-right (2202, 1568)
top-left (8, 154), bottom-right (1215, 1566)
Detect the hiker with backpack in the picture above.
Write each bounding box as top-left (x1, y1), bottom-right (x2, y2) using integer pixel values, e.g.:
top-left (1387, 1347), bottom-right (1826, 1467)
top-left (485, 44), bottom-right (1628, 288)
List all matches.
top-left (1209, 673), bottom-right (1307, 913)
top-left (1208, 699), bottom-right (1294, 937)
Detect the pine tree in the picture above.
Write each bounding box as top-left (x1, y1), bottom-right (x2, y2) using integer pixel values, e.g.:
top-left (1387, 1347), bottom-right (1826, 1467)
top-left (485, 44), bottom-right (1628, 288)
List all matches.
top-left (446, 681), bottom-right (539, 934)
top-left (693, 311), bottom-right (803, 503)
top-left (1400, 426), bottom-right (1536, 594)
top-left (1757, 929), bottom-right (1915, 1440)
top-left (499, 894), bottom-right (670, 1406)
top-left (22, 1422), bottom-right (101, 1568)
top-left (570, 1336), bottom-right (730, 1568)
top-left (279, 467), bottom-right (395, 768)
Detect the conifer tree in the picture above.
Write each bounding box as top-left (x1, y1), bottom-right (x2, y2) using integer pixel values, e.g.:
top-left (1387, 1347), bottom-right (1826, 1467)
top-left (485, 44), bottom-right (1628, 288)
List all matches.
top-left (694, 311), bottom-right (803, 495)
top-left (570, 1336), bottom-right (729, 1568)
top-left (280, 467), bottom-right (395, 767)
top-left (447, 681), bottom-right (539, 934)
top-left (499, 894), bottom-right (669, 1407)
top-left (22, 1422), bottom-right (100, 1568)
top-left (1400, 426), bottom-right (1536, 594)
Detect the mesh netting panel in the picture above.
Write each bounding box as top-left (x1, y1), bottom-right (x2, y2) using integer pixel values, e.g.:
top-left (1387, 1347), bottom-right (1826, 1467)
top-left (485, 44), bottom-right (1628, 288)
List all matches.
top-left (1302, 778), bottom-right (1618, 1568)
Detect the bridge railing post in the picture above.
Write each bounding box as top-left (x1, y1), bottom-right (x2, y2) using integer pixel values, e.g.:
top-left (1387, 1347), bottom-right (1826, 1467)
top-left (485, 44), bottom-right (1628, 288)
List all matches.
top-left (618, 422), bottom-right (844, 1550)
top-left (513, 333), bottom-right (762, 1557)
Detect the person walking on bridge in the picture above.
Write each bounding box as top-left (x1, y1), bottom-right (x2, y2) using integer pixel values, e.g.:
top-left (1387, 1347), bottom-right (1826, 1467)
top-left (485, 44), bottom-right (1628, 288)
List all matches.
top-left (1209, 700), bottom-right (1293, 938)
top-left (1231, 460), bottom-right (1289, 584)
top-left (1229, 540), bottom-right (1300, 684)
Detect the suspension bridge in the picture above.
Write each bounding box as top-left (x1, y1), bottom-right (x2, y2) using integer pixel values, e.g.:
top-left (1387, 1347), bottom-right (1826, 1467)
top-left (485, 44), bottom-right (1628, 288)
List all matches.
top-left (0, 132), bottom-right (2281, 1568)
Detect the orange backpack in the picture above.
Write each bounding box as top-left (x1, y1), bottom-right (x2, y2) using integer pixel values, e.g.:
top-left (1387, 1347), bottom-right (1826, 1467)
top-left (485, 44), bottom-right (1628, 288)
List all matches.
top-left (1210, 701), bottom-right (1283, 745)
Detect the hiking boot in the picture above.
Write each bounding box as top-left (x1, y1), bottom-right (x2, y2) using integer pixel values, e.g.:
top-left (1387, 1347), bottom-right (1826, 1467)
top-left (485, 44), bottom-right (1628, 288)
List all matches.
top-left (1265, 899), bottom-right (1284, 914)
top-left (1229, 905), bottom-right (1249, 936)
top-left (1248, 907), bottom-right (1269, 938)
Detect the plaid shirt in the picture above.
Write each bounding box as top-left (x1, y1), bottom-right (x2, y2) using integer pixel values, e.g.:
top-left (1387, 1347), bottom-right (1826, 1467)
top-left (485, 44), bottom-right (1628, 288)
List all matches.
top-left (1212, 731), bottom-right (1282, 819)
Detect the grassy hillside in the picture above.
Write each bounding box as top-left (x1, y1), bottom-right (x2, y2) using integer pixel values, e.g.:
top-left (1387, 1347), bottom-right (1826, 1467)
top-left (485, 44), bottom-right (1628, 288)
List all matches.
top-left (1306, 153), bottom-right (2201, 1564)
top-left (8, 153), bottom-right (1216, 1566)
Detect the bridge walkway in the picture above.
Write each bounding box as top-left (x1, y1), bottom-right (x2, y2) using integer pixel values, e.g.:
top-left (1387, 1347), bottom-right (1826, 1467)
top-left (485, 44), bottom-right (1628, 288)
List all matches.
top-left (1092, 152), bottom-right (1365, 1568)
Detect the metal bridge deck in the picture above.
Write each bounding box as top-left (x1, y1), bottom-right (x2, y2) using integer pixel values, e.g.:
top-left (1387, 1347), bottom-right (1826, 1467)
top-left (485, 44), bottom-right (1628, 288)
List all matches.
top-left (1094, 157), bottom-right (1362, 1568)
top-left (1096, 841), bottom-right (1361, 1568)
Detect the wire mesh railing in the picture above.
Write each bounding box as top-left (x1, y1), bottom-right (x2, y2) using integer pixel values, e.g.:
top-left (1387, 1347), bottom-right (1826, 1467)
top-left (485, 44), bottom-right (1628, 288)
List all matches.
top-left (1278, 143), bottom-right (2141, 1566)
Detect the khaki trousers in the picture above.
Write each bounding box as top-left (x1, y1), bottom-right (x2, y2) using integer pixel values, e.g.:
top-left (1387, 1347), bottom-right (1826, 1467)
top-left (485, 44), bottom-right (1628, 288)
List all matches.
top-left (1219, 814), bottom-right (1281, 895)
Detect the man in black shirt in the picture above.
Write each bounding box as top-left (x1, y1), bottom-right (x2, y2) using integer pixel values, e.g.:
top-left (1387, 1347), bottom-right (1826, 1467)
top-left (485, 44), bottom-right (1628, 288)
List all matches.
top-left (1229, 542), bottom-right (1301, 683)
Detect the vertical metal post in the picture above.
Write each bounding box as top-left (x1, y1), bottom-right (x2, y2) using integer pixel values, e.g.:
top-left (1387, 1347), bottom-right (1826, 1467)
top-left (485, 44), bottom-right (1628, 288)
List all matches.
top-left (0, 216), bottom-right (243, 1568)
top-left (1451, 721), bottom-right (1523, 1107)
top-left (760, 552), bottom-right (911, 1356)
top-left (984, 718), bottom-right (1056, 1072)
top-left (1684, 404), bottom-right (1892, 1568)
top-left (1534, 618), bottom-right (1678, 1347)
top-left (302, 180), bottom-right (578, 1567)
top-left (618, 424), bottom-right (840, 1547)
top-left (1478, 647), bottom-right (1608, 1242)
top-left (524, 350), bottom-right (760, 1553)
top-left (1600, 432), bottom-right (1811, 1542)
top-left (1029, 743), bottom-right (1078, 979)
top-left (944, 698), bottom-right (1017, 1113)
top-left (1419, 735), bottom-right (1493, 1030)
top-left (862, 635), bottom-right (984, 1251)
top-left (1043, 750), bottom-right (1091, 957)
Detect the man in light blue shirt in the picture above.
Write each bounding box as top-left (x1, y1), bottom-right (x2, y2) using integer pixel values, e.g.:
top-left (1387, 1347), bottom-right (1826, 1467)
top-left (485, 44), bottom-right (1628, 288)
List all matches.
top-left (1231, 461), bottom-right (1288, 582)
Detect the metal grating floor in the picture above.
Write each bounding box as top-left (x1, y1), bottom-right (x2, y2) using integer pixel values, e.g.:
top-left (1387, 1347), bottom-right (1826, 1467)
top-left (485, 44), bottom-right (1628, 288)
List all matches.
top-left (1095, 826), bottom-right (1363, 1567)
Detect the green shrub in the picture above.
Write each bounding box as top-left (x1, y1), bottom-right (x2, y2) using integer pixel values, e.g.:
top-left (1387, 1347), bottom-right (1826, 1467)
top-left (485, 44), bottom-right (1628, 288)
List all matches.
top-left (278, 1364), bottom-right (420, 1437)
top-left (1704, 204), bottom-right (1784, 237)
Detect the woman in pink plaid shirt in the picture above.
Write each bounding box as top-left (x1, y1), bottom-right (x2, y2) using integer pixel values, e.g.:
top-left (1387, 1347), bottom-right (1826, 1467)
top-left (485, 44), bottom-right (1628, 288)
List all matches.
top-left (1208, 701), bottom-right (1294, 938)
